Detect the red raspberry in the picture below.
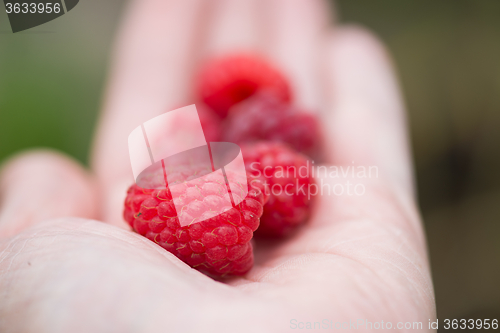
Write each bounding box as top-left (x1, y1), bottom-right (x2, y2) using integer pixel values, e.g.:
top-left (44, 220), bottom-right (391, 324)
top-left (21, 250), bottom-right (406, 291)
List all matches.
top-left (123, 164), bottom-right (268, 277)
top-left (242, 142), bottom-right (317, 238)
top-left (223, 93), bottom-right (323, 160)
top-left (197, 104), bottom-right (221, 142)
top-left (197, 54), bottom-right (292, 118)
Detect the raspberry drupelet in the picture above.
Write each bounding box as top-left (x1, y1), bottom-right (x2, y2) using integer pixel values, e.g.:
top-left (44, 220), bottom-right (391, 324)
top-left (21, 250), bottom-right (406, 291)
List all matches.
top-left (124, 164), bottom-right (268, 277)
top-left (241, 142), bottom-right (317, 238)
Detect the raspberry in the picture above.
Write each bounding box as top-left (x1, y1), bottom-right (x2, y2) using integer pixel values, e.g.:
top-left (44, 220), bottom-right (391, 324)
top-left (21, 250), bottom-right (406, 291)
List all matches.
top-left (197, 104), bottom-right (221, 142)
top-left (123, 163), bottom-right (268, 277)
top-left (223, 93), bottom-right (323, 160)
top-left (242, 142), bottom-right (316, 238)
top-left (197, 54), bottom-right (292, 118)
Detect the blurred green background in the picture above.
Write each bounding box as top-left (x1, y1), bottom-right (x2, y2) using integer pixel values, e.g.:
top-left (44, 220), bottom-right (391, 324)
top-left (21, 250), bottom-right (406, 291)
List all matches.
top-left (1, 0), bottom-right (499, 325)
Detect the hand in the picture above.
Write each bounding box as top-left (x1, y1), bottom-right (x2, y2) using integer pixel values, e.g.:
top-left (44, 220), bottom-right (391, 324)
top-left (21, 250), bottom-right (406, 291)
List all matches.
top-left (0, 1), bottom-right (436, 332)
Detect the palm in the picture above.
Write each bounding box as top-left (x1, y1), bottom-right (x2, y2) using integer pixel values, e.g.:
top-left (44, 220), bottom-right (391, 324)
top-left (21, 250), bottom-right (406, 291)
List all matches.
top-left (0, 1), bottom-right (435, 332)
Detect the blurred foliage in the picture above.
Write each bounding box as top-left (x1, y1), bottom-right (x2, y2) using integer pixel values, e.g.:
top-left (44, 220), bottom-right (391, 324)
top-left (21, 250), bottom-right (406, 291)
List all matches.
top-left (0, 0), bottom-right (123, 164)
top-left (0, 0), bottom-right (499, 323)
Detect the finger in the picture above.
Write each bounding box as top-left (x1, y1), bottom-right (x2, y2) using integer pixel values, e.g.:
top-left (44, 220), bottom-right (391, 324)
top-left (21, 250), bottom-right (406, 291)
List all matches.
top-left (202, 0), bottom-right (265, 57)
top-left (322, 26), bottom-right (415, 197)
top-left (263, 0), bottom-right (332, 112)
top-left (0, 150), bottom-right (98, 238)
top-left (91, 0), bottom-right (210, 226)
top-left (93, 0), bottom-right (209, 186)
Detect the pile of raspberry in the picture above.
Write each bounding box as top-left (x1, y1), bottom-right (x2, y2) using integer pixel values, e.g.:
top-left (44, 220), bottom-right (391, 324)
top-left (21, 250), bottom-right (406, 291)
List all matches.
top-left (124, 54), bottom-right (323, 277)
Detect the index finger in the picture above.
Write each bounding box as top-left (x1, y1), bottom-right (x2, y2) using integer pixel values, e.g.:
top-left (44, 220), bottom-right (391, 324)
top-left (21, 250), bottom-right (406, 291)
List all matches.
top-left (92, 0), bottom-right (209, 188)
top-left (91, 0), bottom-right (209, 227)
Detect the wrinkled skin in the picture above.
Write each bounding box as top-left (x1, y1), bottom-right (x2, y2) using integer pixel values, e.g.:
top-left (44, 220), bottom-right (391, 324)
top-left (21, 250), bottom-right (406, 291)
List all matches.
top-left (0, 1), bottom-right (436, 332)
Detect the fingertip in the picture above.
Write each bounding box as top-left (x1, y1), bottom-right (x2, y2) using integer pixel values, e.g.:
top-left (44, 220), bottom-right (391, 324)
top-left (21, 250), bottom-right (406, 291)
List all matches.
top-left (0, 149), bottom-right (99, 237)
top-left (327, 25), bottom-right (391, 59)
top-left (325, 24), bottom-right (398, 102)
top-left (1, 149), bottom-right (90, 179)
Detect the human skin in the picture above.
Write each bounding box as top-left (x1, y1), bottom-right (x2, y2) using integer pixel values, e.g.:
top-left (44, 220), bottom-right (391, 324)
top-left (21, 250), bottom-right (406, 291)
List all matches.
top-left (0, 1), bottom-right (436, 332)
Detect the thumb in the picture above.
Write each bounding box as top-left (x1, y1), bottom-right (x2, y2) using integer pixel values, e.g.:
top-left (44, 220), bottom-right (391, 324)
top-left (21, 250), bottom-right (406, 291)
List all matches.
top-left (0, 150), bottom-right (99, 238)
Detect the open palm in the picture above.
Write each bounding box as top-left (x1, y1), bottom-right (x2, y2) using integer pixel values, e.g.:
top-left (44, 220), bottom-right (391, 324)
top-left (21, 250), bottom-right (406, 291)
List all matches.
top-left (0, 1), bottom-right (435, 332)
